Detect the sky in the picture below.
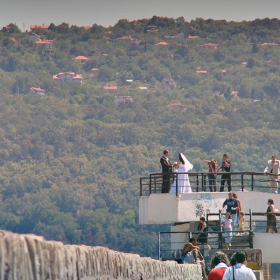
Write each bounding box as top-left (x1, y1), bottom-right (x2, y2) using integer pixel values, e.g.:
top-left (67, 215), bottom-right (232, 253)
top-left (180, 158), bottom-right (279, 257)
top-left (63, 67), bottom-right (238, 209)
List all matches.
top-left (1, 0), bottom-right (280, 31)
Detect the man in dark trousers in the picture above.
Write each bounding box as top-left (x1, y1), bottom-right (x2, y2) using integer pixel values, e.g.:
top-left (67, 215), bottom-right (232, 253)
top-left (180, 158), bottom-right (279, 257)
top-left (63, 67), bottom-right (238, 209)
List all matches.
top-left (218, 154), bottom-right (231, 192)
top-left (160, 150), bottom-right (173, 193)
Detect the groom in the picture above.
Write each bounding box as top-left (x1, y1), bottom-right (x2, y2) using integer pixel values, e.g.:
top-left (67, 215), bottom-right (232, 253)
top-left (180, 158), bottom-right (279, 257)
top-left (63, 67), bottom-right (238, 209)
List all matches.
top-left (160, 150), bottom-right (173, 193)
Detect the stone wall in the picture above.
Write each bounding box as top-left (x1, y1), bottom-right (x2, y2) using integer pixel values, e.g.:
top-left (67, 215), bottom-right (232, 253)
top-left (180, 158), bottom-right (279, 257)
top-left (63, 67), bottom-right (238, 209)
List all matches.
top-left (0, 230), bottom-right (202, 280)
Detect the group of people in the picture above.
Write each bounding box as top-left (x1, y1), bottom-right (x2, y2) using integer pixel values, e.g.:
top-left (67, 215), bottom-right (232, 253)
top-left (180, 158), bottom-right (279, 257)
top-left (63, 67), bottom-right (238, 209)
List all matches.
top-left (160, 150), bottom-right (280, 194)
top-left (160, 150), bottom-right (232, 193)
top-left (180, 237), bottom-right (257, 280)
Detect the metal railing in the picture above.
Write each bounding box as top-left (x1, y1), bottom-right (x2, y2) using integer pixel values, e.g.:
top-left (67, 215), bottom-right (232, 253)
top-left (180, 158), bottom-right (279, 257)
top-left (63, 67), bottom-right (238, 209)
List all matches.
top-left (140, 172), bottom-right (275, 196)
top-left (158, 210), bottom-right (280, 261)
top-left (158, 230), bottom-right (253, 261)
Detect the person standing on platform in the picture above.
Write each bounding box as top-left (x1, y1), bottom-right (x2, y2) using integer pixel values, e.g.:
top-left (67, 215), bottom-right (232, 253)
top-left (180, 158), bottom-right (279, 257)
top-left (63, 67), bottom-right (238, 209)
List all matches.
top-left (221, 212), bottom-right (233, 250)
top-left (263, 155), bottom-right (280, 193)
top-left (220, 192), bottom-right (239, 234)
top-left (160, 150), bottom-right (173, 193)
top-left (222, 251), bottom-right (257, 280)
top-left (197, 217), bottom-right (211, 250)
top-left (218, 154), bottom-right (231, 192)
top-left (203, 158), bottom-right (218, 192)
top-left (266, 198), bottom-right (278, 233)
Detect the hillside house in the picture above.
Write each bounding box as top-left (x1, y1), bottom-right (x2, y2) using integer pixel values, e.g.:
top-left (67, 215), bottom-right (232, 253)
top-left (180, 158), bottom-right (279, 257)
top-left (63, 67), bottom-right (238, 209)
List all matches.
top-left (28, 87), bottom-right (46, 95)
top-left (139, 87), bottom-right (148, 91)
top-left (2, 25), bottom-right (11, 32)
top-left (200, 43), bottom-right (218, 50)
top-left (188, 35), bottom-right (199, 39)
top-left (196, 70), bottom-right (207, 74)
top-left (117, 36), bottom-right (132, 41)
top-left (155, 42), bottom-right (169, 46)
top-left (81, 26), bottom-right (91, 30)
top-left (168, 102), bottom-right (186, 111)
top-left (35, 40), bottom-right (54, 48)
top-left (73, 56), bottom-right (90, 62)
top-left (10, 37), bottom-right (19, 46)
top-left (91, 68), bottom-right (99, 73)
top-left (103, 86), bottom-right (118, 90)
top-left (24, 32), bottom-right (40, 41)
top-left (53, 72), bottom-right (84, 84)
top-left (163, 32), bottom-right (184, 42)
top-left (146, 25), bottom-right (158, 32)
top-left (114, 95), bottom-right (133, 104)
top-left (30, 24), bottom-right (49, 31)
top-left (231, 91), bottom-right (238, 99)
top-left (260, 42), bottom-right (279, 47)
top-left (161, 76), bottom-right (175, 90)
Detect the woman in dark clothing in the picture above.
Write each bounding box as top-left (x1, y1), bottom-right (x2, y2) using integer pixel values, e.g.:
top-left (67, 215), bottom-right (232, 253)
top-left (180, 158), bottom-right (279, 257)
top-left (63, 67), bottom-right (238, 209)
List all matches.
top-left (197, 217), bottom-right (211, 250)
top-left (203, 159), bottom-right (218, 192)
top-left (266, 198), bottom-right (278, 233)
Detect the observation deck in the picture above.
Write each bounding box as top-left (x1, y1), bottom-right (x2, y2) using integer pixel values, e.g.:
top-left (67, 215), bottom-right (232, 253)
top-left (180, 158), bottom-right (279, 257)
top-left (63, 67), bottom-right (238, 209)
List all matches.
top-left (139, 172), bottom-right (280, 264)
top-left (139, 172), bottom-right (280, 224)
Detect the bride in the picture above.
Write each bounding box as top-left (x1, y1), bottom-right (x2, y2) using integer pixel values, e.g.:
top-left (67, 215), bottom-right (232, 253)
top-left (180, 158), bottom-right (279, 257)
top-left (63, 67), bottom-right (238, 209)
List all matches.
top-left (170, 153), bottom-right (193, 193)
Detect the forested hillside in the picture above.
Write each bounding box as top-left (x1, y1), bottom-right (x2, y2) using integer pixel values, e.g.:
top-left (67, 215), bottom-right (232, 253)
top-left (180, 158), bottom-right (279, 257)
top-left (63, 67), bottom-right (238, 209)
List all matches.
top-left (0, 17), bottom-right (280, 257)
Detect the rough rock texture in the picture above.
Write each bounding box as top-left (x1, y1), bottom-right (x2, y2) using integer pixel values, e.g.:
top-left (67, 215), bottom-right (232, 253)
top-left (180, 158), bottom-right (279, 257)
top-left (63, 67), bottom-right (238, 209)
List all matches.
top-left (0, 230), bottom-right (202, 280)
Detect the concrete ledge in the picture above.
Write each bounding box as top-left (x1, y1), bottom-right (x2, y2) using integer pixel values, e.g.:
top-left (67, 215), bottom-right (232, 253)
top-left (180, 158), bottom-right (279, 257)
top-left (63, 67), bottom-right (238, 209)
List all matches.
top-left (0, 230), bottom-right (202, 280)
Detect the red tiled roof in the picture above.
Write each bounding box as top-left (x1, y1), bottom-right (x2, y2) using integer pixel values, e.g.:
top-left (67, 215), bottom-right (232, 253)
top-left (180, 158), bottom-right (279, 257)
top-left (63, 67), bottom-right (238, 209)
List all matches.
top-left (155, 41), bottom-right (168, 46)
top-left (91, 68), bottom-right (99, 72)
top-left (30, 87), bottom-right (45, 92)
top-left (30, 24), bottom-right (49, 29)
top-left (103, 86), bottom-right (118, 90)
top-left (200, 43), bottom-right (218, 47)
top-left (260, 42), bottom-right (279, 46)
top-left (73, 56), bottom-right (90, 61)
top-left (35, 40), bottom-right (53, 45)
top-left (196, 70), bottom-right (207, 74)
top-left (82, 26), bottom-right (91, 30)
top-left (73, 74), bottom-right (83, 79)
top-left (10, 37), bottom-right (19, 45)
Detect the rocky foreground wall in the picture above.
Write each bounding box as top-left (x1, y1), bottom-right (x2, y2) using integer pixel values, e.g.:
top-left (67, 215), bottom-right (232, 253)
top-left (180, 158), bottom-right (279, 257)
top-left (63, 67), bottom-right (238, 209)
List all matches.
top-left (0, 230), bottom-right (202, 280)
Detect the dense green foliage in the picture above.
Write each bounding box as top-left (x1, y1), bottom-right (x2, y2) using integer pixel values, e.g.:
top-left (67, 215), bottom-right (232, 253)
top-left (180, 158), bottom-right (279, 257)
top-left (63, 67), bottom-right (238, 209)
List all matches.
top-left (1, 17), bottom-right (280, 257)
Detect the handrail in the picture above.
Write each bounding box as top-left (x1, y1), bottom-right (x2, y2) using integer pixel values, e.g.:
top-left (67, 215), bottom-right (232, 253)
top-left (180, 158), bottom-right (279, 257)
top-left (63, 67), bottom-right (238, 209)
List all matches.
top-left (140, 171), bottom-right (276, 196)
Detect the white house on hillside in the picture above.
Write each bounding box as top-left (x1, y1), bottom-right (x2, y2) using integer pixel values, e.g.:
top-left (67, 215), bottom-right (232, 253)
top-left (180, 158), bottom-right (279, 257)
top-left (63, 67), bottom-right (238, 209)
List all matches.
top-left (53, 72), bottom-right (84, 84)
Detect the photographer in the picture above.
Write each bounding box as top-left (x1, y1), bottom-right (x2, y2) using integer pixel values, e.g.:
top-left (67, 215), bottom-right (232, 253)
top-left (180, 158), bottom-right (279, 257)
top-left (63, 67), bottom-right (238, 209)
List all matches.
top-left (203, 158), bottom-right (218, 192)
top-left (218, 154), bottom-right (231, 192)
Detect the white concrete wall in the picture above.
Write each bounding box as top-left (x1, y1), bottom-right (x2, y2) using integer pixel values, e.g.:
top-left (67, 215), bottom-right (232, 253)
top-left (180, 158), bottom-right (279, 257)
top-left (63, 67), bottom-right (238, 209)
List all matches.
top-left (253, 233), bottom-right (280, 263)
top-left (139, 191), bottom-right (280, 224)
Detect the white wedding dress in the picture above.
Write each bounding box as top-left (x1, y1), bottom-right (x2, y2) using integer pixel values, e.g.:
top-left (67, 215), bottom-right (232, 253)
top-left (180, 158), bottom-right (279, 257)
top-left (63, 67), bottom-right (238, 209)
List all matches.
top-left (170, 153), bottom-right (193, 193)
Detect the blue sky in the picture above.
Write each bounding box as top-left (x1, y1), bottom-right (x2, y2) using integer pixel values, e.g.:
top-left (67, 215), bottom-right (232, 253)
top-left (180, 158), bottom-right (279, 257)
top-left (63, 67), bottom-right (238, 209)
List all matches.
top-left (1, 0), bottom-right (280, 31)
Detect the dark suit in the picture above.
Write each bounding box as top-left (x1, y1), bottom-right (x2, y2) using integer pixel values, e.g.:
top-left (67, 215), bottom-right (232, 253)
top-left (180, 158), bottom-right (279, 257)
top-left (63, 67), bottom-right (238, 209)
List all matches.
top-left (160, 156), bottom-right (173, 193)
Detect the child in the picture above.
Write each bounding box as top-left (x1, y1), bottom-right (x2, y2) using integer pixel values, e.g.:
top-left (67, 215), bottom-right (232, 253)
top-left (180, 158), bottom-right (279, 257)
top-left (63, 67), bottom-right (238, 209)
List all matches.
top-left (221, 213), bottom-right (233, 250)
top-left (236, 211), bottom-right (245, 235)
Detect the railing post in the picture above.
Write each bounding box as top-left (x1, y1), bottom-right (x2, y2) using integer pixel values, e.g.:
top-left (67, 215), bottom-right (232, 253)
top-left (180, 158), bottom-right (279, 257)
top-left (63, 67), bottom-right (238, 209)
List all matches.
top-left (196, 174), bottom-right (199, 192)
top-left (158, 232), bottom-right (161, 260)
top-left (251, 174), bottom-right (254, 191)
top-left (202, 174), bottom-right (204, 192)
top-left (249, 230), bottom-right (253, 248)
top-left (149, 174), bottom-right (152, 194)
top-left (219, 210), bottom-right (223, 249)
top-left (176, 173), bottom-right (178, 196)
top-left (241, 174), bottom-right (244, 191)
top-left (249, 208), bottom-right (252, 231)
top-left (140, 178), bottom-right (142, 196)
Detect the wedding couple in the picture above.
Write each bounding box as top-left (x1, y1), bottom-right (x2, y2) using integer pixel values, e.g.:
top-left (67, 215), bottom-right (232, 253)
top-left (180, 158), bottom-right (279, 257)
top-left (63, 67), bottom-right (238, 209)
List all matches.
top-left (160, 150), bottom-right (193, 194)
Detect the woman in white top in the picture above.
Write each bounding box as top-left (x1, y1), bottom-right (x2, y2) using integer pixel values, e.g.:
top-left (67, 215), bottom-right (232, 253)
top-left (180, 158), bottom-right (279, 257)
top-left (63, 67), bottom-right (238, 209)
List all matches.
top-left (170, 153), bottom-right (193, 193)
